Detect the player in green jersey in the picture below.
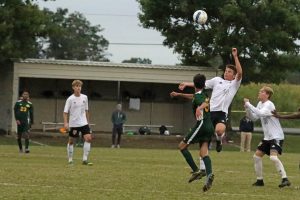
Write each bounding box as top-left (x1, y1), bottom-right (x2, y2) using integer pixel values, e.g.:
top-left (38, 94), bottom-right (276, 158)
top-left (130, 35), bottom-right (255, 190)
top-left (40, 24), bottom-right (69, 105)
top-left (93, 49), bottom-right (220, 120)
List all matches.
top-left (14, 91), bottom-right (34, 153)
top-left (170, 74), bottom-right (214, 192)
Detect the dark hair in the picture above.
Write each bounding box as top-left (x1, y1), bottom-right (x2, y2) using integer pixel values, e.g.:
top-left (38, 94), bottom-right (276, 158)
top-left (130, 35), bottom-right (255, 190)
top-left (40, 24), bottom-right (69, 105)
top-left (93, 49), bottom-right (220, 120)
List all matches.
top-left (193, 74), bottom-right (206, 89)
top-left (225, 64), bottom-right (237, 74)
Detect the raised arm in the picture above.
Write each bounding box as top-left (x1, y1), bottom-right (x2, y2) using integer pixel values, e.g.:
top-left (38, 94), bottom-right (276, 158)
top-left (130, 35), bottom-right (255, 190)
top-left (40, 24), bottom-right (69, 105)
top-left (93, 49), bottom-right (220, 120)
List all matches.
top-left (272, 110), bottom-right (300, 119)
top-left (170, 91), bottom-right (193, 100)
top-left (232, 48), bottom-right (242, 81)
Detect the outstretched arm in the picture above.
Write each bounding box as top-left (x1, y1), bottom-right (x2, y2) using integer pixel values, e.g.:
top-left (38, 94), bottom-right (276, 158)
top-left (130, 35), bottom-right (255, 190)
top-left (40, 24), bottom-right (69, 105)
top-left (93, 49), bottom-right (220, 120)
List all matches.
top-left (272, 110), bottom-right (300, 119)
top-left (232, 48), bottom-right (242, 81)
top-left (170, 91), bottom-right (193, 100)
top-left (178, 82), bottom-right (194, 91)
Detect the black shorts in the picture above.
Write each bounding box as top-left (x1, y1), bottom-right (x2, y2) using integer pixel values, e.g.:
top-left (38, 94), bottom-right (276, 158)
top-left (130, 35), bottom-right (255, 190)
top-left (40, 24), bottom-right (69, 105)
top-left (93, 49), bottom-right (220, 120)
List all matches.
top-left (256, 139), bottom-right (284, 156)
top-left (210, 111), bottom-right (227, 127)
top-left (69, 125), bottom-right (91, 138)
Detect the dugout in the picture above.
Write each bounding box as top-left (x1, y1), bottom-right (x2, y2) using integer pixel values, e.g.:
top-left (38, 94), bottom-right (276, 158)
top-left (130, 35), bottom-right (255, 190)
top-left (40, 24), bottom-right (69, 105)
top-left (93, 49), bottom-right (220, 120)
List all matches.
top-left (0, 59), bottom-right (220, 134)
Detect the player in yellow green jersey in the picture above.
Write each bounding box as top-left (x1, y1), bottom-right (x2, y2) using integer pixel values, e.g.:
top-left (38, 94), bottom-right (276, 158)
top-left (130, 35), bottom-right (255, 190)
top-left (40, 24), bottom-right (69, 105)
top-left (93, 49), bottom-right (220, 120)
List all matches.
top-left (14, 91), bottom-right (33, 153)
top-left (170, 74), bottom-right (214, 192)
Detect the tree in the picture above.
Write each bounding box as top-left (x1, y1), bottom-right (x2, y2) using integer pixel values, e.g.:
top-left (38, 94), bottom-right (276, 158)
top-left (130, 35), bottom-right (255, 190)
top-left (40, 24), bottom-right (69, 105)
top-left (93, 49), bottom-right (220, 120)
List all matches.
top-left (0, 0), bottom-right (48, 63)
top-left (40, 8), bottom-right (109, 61)
top-left (137, 0), bottom-right (300, 83)
top-left (122, 57), bottom-right (152, 64)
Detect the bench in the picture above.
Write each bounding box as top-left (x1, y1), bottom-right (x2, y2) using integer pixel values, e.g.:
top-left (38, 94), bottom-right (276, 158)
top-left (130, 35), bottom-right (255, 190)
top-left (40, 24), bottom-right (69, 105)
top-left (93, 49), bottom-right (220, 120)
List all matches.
top-left (41, 122), bottom-right (95, 132)
top-left (123, 124), bottom-right (173, 134)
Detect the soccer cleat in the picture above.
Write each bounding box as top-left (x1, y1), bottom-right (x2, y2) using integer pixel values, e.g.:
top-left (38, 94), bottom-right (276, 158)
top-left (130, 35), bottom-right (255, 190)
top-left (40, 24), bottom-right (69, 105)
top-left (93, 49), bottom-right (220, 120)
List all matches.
top-left (19, 149), bottom-right (23, 153)
top-left (25, 149), bottom-right (30, 154)
top-left (68, 160), bottom-right (73, 165)
top-left (216, 140), bottom-right (222, 152)
top-left (203, 173), bottom-right (214, 192)
top-left (188, 170), bottom-right (206, 183)
top-left (252, 179), bottom-right (264, 186)
top-left (117, 144), bottom-right (120, 148)
top-left (111, 145), bottom-right (115, 148)
top-left (82, 160), bottom-right (93, 166)
top-left (278, 179), bottom-right (291, 188)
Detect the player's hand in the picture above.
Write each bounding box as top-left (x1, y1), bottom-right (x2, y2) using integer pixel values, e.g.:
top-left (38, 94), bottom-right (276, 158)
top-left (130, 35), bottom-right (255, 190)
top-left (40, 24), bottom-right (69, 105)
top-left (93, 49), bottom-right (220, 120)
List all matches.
top-left (243, 98), bottom-right (249, 103)
top-left (178, 82), bottom-right (187, 91)
top-left (195, 107), bottom-right (203, 120)
top-left (16, 120), bottom-right (21, 125)
top-left (232, 48), bottom-right (238, 57)
top-left (170, 91), bottom-right (179, 98)
top-left (64, 122), bottom-right (69, 130)
top-left (271, 110), bottom-right (279, 118)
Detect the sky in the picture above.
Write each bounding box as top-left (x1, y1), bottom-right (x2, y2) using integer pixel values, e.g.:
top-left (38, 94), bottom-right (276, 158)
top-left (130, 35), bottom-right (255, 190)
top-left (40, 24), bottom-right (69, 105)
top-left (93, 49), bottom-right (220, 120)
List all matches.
top-left (37, 0), bottom-right (181, 65)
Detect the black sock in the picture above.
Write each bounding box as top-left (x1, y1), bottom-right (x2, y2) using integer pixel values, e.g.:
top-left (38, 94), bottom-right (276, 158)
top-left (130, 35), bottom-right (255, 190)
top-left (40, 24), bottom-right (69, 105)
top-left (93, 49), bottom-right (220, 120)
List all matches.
top-left (17, 138), bottom-right (22, 150)
top-left (180, 149), bottom-right (198, 172)
top-left (25, 139), bottom-right (29, 150)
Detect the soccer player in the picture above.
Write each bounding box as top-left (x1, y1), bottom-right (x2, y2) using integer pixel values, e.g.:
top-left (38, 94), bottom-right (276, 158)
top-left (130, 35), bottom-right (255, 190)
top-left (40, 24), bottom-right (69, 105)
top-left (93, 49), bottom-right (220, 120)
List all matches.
top-left (172, 74), bottom-right (214, 192)
top-left (111, 104), bottom-right (127, 148)
top-left (14, 91), bottom-right (34, 153)
top-left (63, 80), bottom-right (93, 165)
top-left (244, 86), bottom-right (291, 188)
top-left (179, 48), bottom-right (242, 153)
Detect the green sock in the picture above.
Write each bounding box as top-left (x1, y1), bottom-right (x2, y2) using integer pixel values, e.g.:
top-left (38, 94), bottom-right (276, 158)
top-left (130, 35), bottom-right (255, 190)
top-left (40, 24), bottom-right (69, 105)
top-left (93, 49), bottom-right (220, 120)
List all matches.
top-left (25, 139), bottom-right (29, 149)
top-left (180, 149), bottom-right (198, 172)
top-left (202, 156), bottom-right (212, 175)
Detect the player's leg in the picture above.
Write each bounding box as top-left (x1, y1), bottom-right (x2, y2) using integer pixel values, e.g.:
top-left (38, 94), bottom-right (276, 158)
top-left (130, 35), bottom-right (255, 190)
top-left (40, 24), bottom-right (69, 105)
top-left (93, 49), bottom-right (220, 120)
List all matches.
top-left (215, 122), bottom-right (226, 152)
top-left (269, 141), bottom-right (291, 188)
top-left (67, 136), bottom-right (75, 164)
top-left (253, 149), bottom-right (265, 186)
top-left (17, 127), bottom-right (23, 153)
top-left (82, 125), bottom-right (92, 165)
top-left (200, 142), bottom-right (214, 192)
top-left (24, 131), bottom-right (30, 153)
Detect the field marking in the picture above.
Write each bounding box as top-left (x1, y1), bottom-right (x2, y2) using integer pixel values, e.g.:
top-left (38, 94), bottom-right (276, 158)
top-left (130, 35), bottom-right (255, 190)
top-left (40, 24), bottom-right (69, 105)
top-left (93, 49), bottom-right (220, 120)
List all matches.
top-left (0, 182), bottom-right (286, 197)
top-left (30, 140), bottom-right (48, 146)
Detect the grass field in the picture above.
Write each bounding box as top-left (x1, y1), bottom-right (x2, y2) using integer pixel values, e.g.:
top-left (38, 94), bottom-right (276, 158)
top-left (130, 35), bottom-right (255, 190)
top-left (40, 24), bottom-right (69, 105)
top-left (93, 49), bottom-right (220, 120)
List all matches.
top-left (0, 133), bottom-right (300, 200)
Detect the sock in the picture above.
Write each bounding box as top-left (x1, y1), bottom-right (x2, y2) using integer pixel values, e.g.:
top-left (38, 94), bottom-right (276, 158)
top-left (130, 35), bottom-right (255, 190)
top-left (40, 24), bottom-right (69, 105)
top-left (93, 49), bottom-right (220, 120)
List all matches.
top-left (67, 144), bottom-right (74, 162)
top-left (202, 156), bottom-right (212, 175)
top-left (215, 133), bottom-right (225, 141)
top-left (253, 155), bottom-right (263, 180)
top-left (17, 138), bottom-right (22, 151)
top-left (83, 142), bottom-right (91, 161)
top-left (25, 139), bottom-right (29, 150)
top-left (199, 157), bottom-right (206, 171)
top-left (270, 155), bottom-right (287, 178)
top-left (180, 149), bottom-right (198, 172)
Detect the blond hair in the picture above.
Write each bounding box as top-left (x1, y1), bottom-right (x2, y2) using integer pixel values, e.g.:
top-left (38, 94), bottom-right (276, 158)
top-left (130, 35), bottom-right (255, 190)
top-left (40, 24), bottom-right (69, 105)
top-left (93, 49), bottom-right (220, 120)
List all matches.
top-left (72, 80), bottom-right (83, 87)
top-left (262, 86), bottom-right (274, 99)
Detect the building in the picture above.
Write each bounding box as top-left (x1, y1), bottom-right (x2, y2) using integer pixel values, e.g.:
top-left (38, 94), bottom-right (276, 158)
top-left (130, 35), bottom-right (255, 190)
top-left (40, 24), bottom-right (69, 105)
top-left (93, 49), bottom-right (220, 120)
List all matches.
top-left (0, 59), bottom-right (220, 134)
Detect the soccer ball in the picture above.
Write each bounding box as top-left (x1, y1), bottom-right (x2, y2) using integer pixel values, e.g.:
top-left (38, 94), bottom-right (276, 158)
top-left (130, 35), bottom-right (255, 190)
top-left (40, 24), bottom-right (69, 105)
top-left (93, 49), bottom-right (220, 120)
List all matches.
top-left (193, 10), bottom-right (207, 25)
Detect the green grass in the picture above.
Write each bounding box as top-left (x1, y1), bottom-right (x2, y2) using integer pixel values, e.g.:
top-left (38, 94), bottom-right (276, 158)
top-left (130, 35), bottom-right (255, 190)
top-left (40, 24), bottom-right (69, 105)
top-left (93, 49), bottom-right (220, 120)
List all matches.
top-left (0, 135), bottom-right (300, 200)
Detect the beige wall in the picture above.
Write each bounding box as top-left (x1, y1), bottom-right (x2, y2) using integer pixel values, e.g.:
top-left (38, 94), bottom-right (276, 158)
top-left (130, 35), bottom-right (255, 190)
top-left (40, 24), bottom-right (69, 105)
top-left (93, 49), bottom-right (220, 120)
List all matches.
top-left (31, 98), bottom-right (192, 134)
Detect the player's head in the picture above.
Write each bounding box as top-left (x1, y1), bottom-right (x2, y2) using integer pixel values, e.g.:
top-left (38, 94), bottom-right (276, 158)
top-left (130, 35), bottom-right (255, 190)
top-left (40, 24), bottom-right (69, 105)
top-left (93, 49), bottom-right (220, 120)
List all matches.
top-left (224, 64), bottom-right (237, 81)
top-left (116, 104), bottom-right (122, 111)
top-left (258, 86), bottom-right (273, 101)
top-left (193, 73), bottom-right (206, 89)
top-left (21, 90), bottom-right (30, 101)
top-left (72, 80), bottom-right (83, 94)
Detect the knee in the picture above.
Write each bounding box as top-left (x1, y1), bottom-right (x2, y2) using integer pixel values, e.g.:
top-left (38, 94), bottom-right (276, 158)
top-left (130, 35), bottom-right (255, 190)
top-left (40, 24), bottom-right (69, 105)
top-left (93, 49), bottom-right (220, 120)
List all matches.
top-left (253, 154), bottom-right (262, 161)
top-left (270, 155), bottom-right (279, 163)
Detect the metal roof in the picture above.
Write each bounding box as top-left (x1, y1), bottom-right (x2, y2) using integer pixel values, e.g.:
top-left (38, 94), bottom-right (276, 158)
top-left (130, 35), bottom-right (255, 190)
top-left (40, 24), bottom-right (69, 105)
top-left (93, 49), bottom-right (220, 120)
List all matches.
top-left (19, 58), bottom-right (217, 72)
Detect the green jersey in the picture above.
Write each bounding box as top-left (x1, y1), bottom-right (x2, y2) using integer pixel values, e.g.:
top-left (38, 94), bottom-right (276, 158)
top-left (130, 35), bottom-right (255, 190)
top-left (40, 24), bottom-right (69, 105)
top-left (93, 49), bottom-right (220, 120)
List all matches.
top-left (192, 90), bottom-right (210, 120)
top-left (14, 100), bottom-right (34, 125)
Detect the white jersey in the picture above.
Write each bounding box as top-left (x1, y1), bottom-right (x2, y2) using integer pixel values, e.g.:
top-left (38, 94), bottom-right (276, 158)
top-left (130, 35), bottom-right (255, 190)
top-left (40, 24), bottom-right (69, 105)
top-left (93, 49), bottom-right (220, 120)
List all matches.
top-left (205, 77), bottom-right (241, 114)
top-left (245, 100), bottom-right (284, 140)
top-left (64, 94), bottom-right (89, 127)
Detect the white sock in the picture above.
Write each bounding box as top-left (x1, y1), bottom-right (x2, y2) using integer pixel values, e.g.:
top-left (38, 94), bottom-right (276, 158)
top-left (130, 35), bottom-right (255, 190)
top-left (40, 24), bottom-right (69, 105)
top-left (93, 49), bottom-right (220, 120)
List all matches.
top-left (215, 133), bottom-right (225, 141)
top-left (199, 157), bottom-right (206, 171)
top-left (270, 156), bottom-right (287, 178)
top-left (253, 155), bottom-right (263, 180)
top-left (83, 142), bottom-right (91, 161)
top-left (67, 143), bottom-right (74, 162)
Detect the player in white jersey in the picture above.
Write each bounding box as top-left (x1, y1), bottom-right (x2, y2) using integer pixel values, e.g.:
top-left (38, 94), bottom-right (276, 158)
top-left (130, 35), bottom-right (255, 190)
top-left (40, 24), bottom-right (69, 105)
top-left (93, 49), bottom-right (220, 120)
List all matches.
top-left (63, 80), bottom-right (93, 165)
top-left (244, 86), bottom-right (291, 188)
top-left (179, 48), bottom-right (242, 154)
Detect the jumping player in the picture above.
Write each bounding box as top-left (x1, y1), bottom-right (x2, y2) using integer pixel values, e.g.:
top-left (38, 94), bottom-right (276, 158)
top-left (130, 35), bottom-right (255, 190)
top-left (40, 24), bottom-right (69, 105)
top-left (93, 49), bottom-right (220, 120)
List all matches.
top-left (179, 48), bottom-right (242, 153)
top-left (172, 74), bottom-right (214, 192)
top-left (63, 80), bottom-right (93, 165)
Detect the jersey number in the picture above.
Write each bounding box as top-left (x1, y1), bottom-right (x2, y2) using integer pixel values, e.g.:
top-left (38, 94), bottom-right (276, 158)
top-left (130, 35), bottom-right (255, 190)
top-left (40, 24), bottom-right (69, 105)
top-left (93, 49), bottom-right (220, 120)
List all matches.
top-left (20, 107), bottom-right (27, 112)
